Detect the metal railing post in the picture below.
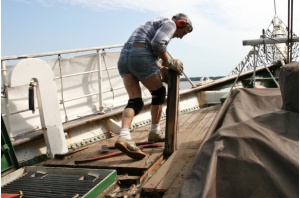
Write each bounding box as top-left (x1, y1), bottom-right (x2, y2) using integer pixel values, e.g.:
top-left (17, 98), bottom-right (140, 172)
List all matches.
top-left (97, 50), bottom-right (105, 114)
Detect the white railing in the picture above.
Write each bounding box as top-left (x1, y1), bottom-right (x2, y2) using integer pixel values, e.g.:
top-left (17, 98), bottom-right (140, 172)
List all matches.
top-left (1, 45), bottom-right (152, 138)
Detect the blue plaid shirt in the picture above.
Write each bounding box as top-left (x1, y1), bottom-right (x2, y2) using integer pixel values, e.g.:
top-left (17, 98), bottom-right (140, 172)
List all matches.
top-left (126, 17), bottom-right (176, 52)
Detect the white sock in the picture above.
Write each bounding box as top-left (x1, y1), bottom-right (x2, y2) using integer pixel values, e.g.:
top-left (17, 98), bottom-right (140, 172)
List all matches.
top-left (119, 128), bottom-right (131, 140)
top-left (151, 124), bottom-right (160, 133)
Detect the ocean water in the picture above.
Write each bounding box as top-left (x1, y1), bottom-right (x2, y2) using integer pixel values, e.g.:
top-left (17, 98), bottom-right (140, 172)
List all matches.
top-left (179, 80), bottom-right (199, 90)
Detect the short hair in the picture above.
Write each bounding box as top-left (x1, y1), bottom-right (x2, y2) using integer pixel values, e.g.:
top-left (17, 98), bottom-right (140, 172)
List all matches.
top-left (172, 13), bottom-right (193, 31)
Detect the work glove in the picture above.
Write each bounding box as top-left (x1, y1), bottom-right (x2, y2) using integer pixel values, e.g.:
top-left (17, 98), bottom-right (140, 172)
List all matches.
top-left (162, 59), bottom-right (183, 75)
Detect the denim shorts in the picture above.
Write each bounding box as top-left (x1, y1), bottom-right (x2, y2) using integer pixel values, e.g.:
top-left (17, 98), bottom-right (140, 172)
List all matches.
top-left (118, 43), bottom-right (159, 80)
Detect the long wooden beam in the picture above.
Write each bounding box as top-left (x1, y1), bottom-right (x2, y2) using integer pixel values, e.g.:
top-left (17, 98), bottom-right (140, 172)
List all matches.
top-left (164, 70), bottom-right (179, 156)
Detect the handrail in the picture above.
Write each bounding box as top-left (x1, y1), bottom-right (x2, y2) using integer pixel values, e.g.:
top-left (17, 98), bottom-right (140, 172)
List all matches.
top-left (1, 44), bottom-right (123, 61)
top-left (1, 44), bottom-right (128, 138)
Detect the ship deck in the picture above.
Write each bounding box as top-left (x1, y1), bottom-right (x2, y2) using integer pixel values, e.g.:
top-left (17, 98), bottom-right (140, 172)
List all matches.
top-left (39, 104), bottom-right (221, 197)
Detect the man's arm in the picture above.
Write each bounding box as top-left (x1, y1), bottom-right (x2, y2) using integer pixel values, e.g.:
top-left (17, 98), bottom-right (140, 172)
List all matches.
top-left (154, 51), bottom-right (170, 63)
top-left (155, 51), bottom-right (183, 75)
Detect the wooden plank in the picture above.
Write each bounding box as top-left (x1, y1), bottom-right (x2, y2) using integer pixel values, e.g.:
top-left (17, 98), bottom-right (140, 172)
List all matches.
top-left (124, 147), bottom-right (164, 169)
top-left (154, 148), bottom-right (197, 191)
top-left (142, 148), bottom-right (198, 193)
top-left (142, 150), bottom-right (178, 192)
top-left (41, 104), bottom-right (221, 197)
top-left (181, 107), bottom-right (217, 147)
top-left (190, 105), bottom-right (220, 147)
top-left (178, 108), bottom-right (210, 145)
top-left (164, 70), bottom-right (179, 155)
top-left (185, 108), bottom-right (210, 130)
top-left (178, 112), bottom-right (194, 128)
top-left (41, 123), bottom-right (166, 170)
top-left (164, 160), bottom-right (201, 198)
top-left (163, 106), bottom-right (221, 197)
top-left (142, 105), bottom-right (221, 196)
top-left (139, 155), bottom-right (164, 182)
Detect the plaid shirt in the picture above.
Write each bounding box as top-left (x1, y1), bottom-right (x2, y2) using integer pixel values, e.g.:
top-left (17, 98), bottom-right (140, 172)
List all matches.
top-left (127, 17), bottom-right (176, 52)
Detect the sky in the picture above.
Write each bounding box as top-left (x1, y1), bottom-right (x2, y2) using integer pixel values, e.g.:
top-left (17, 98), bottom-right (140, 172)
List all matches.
top-left (1, 0), bottom-right (299, 77)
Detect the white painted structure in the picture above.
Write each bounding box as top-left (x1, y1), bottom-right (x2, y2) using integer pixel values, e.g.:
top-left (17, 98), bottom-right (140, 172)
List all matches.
top-left (8, 58), bottom-right (68, 157)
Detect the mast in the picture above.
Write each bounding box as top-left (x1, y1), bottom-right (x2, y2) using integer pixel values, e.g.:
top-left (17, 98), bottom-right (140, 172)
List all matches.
top-left (287, 0), bottom-right (294, 63)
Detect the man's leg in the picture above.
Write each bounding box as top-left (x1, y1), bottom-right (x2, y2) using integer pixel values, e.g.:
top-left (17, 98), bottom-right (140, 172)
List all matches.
top-left (140, 75), bottom-right (166, 142)
top-left (121, 74), bottom-right (142, 128)
top-left (115, 74), bottom-right (147, 160)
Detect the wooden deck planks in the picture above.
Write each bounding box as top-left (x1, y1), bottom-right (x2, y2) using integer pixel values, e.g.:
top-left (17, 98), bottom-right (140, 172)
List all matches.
top-left (178, 107), bottom-right (210, 145)
top-left (40, 104), bottom-right (220, 196)
top-left (183, 105), bottom-right (220, 148)
top-left (141, 104), bottom-right (221, 196)
top-left (40, 119), bottom-right (163, 171)
top-left (142, 148), bottom-right (198, 193)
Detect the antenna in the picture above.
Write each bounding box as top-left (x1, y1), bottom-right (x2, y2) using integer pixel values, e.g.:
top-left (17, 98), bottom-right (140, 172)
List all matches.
top-left (273, 0), bottom-right (277, 15)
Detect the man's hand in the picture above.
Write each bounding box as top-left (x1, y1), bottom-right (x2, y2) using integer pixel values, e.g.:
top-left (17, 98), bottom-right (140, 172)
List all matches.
top-left (162, 59), bottom-right (183, 75)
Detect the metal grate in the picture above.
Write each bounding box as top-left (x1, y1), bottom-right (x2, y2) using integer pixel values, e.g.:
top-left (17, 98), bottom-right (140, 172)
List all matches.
top-left (2, 171), bottom-right (108, 198)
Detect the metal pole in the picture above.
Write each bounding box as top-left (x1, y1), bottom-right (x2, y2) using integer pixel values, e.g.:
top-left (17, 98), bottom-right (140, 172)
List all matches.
top-left (97, 50), bottom-right (105, 114)
top-left (259, 59), bottom-right (280, 87)
top-left (252, 46), bottom-right (257, 88)
top-left (290, 0), bottom-right (294, 63)
top-left (287, 0), bottom-right (291, 63)
top-left (2, 44), bottom-right (123, 61)
top-left (182, 71), bottom-right (196, 88)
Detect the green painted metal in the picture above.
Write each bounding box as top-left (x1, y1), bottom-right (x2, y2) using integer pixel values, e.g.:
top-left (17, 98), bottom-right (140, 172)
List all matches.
top-left (19, 154), bottom-right (48, 167)
top-left (1, 117), bottom-right (19, 173)
top-left (83, 170), bottom-right (117, 198)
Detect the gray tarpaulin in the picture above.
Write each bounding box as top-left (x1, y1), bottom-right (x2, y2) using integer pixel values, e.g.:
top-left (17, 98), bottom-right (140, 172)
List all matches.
top-left (179, 63), bottom-right (299, 198)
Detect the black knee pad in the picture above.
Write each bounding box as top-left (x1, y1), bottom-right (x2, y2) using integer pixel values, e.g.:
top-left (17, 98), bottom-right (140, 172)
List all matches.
top-left (151, 86), bottom-right (166, 105)
top-left (125, 98), bottom-right (144, 115)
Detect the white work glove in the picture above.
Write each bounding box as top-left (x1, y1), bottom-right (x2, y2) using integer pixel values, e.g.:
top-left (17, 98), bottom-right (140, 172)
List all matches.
top-left (162, 59), bottom-right (183, 75)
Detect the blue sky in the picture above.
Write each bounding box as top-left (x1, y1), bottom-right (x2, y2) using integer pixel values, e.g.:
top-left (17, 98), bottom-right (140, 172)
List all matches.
top-left (1, 0), bottom-right (299, 77)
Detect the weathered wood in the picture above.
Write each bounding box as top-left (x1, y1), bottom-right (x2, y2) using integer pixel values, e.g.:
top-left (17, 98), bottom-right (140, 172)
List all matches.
top-left (40, 105), bottom-right (221, 197)
top-left (164, 70), bottom-right (179, 156)
top-left (142, 148), bottom-right (197, 194)
top-left (142, 105), bottom-right (221, 196)
top-left (139, 155), bottom-right (164, 182)
top-left (142, 150), bottom-right (178, 193)
top-left (182, 105), bottom-right (219, 148)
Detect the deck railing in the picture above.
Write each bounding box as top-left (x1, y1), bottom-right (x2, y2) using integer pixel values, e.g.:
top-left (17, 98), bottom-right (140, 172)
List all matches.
top-left (1, 45), bottom-right (152, 138)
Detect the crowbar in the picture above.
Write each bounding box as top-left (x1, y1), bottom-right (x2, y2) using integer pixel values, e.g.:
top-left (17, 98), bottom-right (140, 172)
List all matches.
top-left (74, 143), bottom-right (162, 164)
top-left (107, 141), bottom-right (152, 149)
top-left (55, 147), bottom-right (89, 159)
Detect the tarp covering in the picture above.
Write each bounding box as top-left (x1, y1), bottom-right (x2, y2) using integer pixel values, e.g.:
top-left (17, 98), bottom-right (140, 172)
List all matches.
top-left (178, 87), bottom-right (299, 197)
top-left (279, 62), bottom-right (299, 113)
